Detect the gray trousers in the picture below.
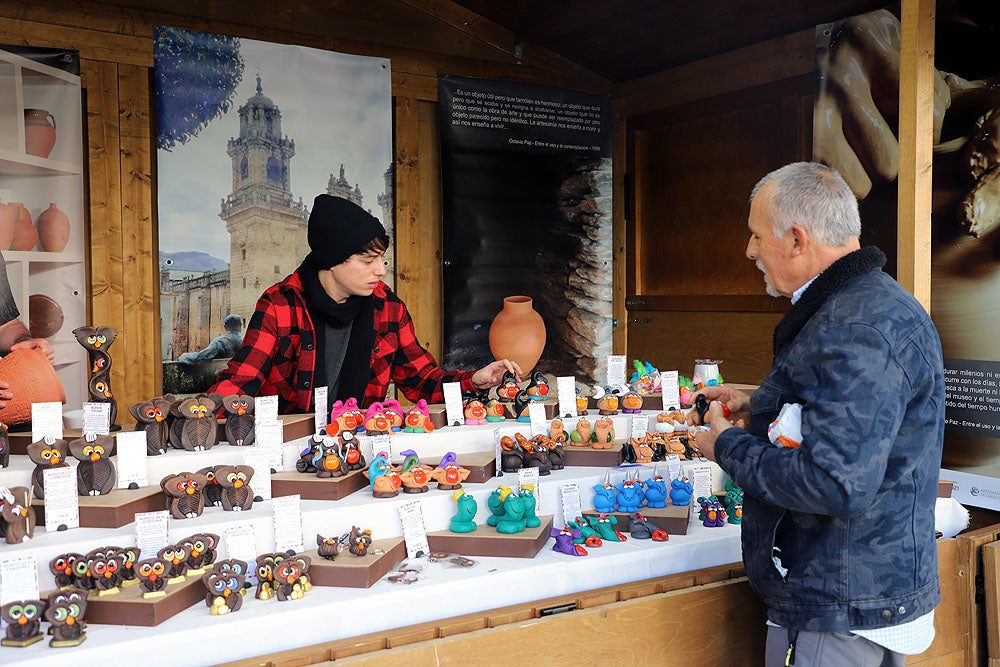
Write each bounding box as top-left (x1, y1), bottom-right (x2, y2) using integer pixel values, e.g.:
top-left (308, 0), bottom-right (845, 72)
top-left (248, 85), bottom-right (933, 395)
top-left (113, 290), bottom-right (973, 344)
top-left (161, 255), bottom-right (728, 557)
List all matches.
top-left (765, 625), bottom-right (906, 667)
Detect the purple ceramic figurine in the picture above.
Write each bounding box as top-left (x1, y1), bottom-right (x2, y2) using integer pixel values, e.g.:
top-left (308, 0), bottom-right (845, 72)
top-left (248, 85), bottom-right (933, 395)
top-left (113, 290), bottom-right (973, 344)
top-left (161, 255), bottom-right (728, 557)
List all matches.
top-left (551, 525), bottom-right (587, 556)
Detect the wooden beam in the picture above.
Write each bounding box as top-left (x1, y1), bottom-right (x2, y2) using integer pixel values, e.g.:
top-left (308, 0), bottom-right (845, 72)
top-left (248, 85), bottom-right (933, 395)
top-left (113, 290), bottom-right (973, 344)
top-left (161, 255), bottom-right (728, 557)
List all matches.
top-left (896, 0), bottom-right (935, 312)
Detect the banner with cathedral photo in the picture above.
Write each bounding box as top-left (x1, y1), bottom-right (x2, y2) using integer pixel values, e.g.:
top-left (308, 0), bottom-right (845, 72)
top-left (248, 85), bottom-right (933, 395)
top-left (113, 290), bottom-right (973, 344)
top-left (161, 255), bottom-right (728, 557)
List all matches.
top-left (154, 27), bottom-right (392, 393)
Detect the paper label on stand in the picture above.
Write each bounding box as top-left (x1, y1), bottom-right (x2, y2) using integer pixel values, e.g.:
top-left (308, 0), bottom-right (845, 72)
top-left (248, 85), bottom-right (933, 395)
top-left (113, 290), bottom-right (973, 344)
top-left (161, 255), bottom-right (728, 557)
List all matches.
top-left (493, 427), bottom-right (502, 478)
top-left (255, 395), bottom-right (279, 424)
top-left (43, 467), bottom-right (79, 531)
top-left (443, 382), bottom-right (464, 427)
top-left (272, 494), bottom-right (304, 553)
top-left (665, 454), bottom-right (682, 481)
top-left (31, 402), bottom-right (63, 441)
top-left (518, 467), bottom-right (540, 513)
top-left (256, 420), bottom-right (284, 472)
top-left (115, 430), bottom-right (149, 489)
top-left (370, 433), bottom-right (391, 461)
top-left (630, 414), bottom-right (650, 440)
top-left (528, 402), bottom-right (547, 436)
top-left (82, 402), bottom-right (111, 435)
top-left (689, 464), bottom-right (714, 518)
top-left (134, 510), bottom-right (170, 556)
top-left (0, 556), bottom-right (39, 605)
top-left (398, 500), bottom-right (430, 560)
top-left (313, 386), bottom-right (329, 434)
top-left (560, 483), bottom-right (582, 527)
top-left (243, 447), bottom-right (272, 501)
top-left (224, 524), bottom-right (258, 564)
top-left (661, 370), bottom-right (681, 411)
top-left (556, 376), bottom-right (578, 418)
top-left (607, 355), bottom-right (627, 386)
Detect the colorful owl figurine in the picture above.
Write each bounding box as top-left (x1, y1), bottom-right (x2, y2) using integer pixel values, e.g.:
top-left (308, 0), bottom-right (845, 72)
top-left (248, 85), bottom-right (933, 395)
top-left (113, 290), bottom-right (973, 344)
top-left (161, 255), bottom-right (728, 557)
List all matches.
top-left (274, 555), bottom-right (311, 602)
top-left (1, 599), bottom-right (47, 647)
top-left (215, 465), bottom-right (255, 511)
top-left (223, 394), bottom-right (256, 446)
top-left (44, 588), bottom-right (89, 647)
top-left (1, 486), bottom-right (36, 544)
top-left (26, 436), bottom-right (69, 499)
top-left (203, 569), bottom-right (245, 615)
top-left (69, 433), bottom-right (117, 496)
top-left (129, 397), bottom-right (172, 455)
top-left (182, 533), bottom-right (220, 573)
top-left (50, 553), bottom-right (83, 590)
top-left (158, 543), bottom-right (191, 583)
top-left (74, 325), bottom-right (119, 430)
top-left (160, 471), bottom-right (209, 519)
top-left (176, 395), bottom-right (221, 451)
top-left (84, 547), bottom-right (122, 595)
top-left (135, 558), bottom-right (169, 598)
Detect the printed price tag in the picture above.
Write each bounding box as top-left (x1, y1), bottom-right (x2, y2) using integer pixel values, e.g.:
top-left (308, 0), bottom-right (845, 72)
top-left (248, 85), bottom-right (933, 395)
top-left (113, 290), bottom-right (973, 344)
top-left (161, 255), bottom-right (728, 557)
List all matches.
top-left (630, 414), bottom-right (650, 440)
top-left (255, 395), bottom-right (279, 424)
top-left (43, 467), bottom-right (79, 531)
top-left (313, 386), bottom-right (329, 433)
top-left (31, 402), bottom-right (63, 441)
top-left (256, 420), bottom-right (284, 472)
top-left (443, 382), bottom-right (464, 426)
top-left (134, 510), bottom-right (170, 557)
top-left (243, 448), bottom-right (272, 501)
top-left (560, 483), bottom-right (582, 528)
top-left (224, 524), bottom-right (258, 564)
top-left (115, 430), bottom-right (149, 489)
top-left (661, 370), bottom-right (681, 411)
top-left (272, 494), bottom-right (304, 553)
top-left (528, 402), bottom-right (547, 436)
top-left (398, 500), bottom-right (430, 560)
top-left (607, 355), bottom-right (627, 386)
top-left (518, 467), bottom-right (540, 513)
top-left (493, 427), bottom-right (502, 478)
top-left (689, 464), bottom-right (714, 518)
top-left (0, 556), bottom-right (39, 605)
top-left (556, 376), bottom-right (578, 418)
top-left (82, 402), bottom-right (111, 435)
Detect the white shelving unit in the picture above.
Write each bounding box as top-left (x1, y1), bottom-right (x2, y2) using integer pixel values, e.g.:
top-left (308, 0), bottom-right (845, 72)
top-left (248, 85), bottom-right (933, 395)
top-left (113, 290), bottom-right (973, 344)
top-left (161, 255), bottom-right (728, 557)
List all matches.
top-left (0, 46), bottom-right (87, 408)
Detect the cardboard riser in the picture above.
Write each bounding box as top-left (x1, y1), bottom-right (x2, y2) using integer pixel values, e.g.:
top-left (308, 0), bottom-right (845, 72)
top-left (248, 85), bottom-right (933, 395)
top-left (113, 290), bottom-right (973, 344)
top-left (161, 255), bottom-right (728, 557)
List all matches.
top-left (32, 486), bottom-right (167, 529)
top-left (271, 468), bottom-right (368, 501)
top-left (78, 573), bottom-right (204, 626)
top-left (455, 451), bottom-right (496, 484)
top-left (301, 537), bottom-right (405, 588)
top-left (562, 444), bottom-right (623, 467)
top-left (583, 504), bottom-right (690, 536)
top-left (426, 516), bottom-right (554, 558)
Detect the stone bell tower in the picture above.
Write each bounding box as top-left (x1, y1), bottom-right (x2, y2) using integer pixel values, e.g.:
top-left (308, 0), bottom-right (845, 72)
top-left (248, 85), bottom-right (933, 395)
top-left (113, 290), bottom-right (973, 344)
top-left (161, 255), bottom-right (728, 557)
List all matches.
top-left (220, 74), bottom-right (308, 323)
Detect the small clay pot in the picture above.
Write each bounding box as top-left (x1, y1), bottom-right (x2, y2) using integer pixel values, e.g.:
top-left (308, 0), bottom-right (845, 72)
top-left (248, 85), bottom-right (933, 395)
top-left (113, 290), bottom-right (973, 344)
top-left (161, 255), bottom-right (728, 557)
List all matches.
top-left (8, 202), bottom-right (38, 251)
top-left (0, 348), bottom-right (67, 425)
top-left (36, 203), bottom-right (70, 252)
top-left (24, 108), bottom-right (57, 159)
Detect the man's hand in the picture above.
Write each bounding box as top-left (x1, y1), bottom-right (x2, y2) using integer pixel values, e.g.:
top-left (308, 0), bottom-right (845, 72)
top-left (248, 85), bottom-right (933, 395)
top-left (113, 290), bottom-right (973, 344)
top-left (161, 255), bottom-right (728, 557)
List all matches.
top-left (687, 386), bottom-right (750, 427)
top-left (0, 379), bottom-right (11, 410)
top-left (10, 337), bottom-right (55, 362)
top-left (471, 359), bottom-right (524, 391)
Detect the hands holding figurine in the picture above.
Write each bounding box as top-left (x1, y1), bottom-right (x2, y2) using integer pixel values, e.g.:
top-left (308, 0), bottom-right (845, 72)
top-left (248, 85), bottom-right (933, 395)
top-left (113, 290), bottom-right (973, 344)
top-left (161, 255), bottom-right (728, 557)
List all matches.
top-left (686, 385), bottom-right (751, 463)
top-left (471, 359), bottom-right (524, 391)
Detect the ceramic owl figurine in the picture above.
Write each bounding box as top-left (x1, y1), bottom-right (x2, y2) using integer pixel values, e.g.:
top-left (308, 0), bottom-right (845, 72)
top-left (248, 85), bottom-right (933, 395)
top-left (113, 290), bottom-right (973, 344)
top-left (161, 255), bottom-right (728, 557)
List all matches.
top-left (273, 555), bottom-right (311, 602)
top-left (69, 433), bottom-right (117, 496)
top-left (203, 569), bottom-right (245, 615)
top-left (0, 421), bottom-right (9, 469)
top-left (73, 325), bottom-right (118, 430)
top-left (135, 558), bottom-right (168, 598)
top-left (198, 465), bottom-right (224, 507)
top-left (181, 533), bottom-right (219, 572)
top-left (223, 394), bottom-right (255, 446)
top-left (160, 471), bottom-right (209, 519)
top-left (84, 546), bottom-right (122, 592)
top-left (158, 543), bottom-right (191, 581)
top-left (176, 395), bottom-right (221, 451)
top-left (26, 436), bottom-right (70, 499)
top-left (44, 588), bottom-right (88, 647)
top-left (50, 553), bottom-right (83, 589)
top-left (215, 464), bottom-right (254, 511)
top-left (317, 534), bottom-right (340, 560)
top-left (1, 486), bottom-right (35, 544)
top-left (129, 396), bottom-right (172, 455)
top-left (119, 546), bottom-right (142, 586)
top-left (1, 599), bottom-right (47, 647)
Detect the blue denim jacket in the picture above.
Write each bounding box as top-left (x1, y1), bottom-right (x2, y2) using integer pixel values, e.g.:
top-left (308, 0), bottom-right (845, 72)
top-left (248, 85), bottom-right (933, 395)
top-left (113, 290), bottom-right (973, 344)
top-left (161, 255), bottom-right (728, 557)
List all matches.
top-left (715, 248), bottom-right (944, 632)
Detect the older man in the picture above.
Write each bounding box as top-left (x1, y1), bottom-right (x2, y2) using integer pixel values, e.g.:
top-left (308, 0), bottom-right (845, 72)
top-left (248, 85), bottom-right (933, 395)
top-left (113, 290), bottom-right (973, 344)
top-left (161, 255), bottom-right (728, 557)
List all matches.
top-left (690, 162), bottom-right (944, 666)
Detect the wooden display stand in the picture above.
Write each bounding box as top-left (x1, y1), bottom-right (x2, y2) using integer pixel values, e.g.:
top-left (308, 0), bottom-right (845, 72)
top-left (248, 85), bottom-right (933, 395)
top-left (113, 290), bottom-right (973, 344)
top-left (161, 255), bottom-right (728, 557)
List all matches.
top-left (583, 504), bottom-right (690, 536)
top-left (426, 515), bottom-right (554, 558)
top-left (301, 537), bottom-right (406, 588)
top-left (455, 451), bottom-right (496, 484)
top-left (271, 468), bottom-right (368, 501)
top-left (32, 485), bottom-right (166, 528)
top-left (80, 573), bottom-right (204, 627)
top-left (562, 443), bottom-right (623, 467)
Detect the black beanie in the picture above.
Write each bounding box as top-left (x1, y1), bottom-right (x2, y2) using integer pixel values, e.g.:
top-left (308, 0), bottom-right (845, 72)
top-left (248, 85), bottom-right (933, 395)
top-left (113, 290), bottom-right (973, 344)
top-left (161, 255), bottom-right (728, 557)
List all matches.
top-left (307, 194), bottom-right (386, 269)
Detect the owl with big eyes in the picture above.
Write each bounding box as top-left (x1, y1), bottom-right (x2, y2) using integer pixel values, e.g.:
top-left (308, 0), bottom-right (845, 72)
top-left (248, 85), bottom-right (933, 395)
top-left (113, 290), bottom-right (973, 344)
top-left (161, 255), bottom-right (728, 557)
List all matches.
top-left (69, 433), bottom-right (117, 496)
top-left (26, 436), bottom-right (69, 499)
top-left (215, 464), bottom-right (255, 511)
top-left (1, 599), bottom-right (47, 646)
top-left (135, 558), bottom-right (168, 597)
top-left (44, 588), bottom-right (88, 646)
top-left (160, 471), bottom-right (208, 519)
top-left (1, 486), bottom-right (35, 544)
top-left (129, 397), bottom-right (172, 455)
top-left (317, 534), bottom-right (340, 560)
top-left (203, 570), bottom-right (245, 615)
top-left (198, 465), bottom-right (224, 507)
top-left (158, 543), bottom-right (191, 580)
top-left (223, 394), bottom-right (255, 446)
top-left (49, 553), bottom-right (83, 589)
top-left (182, 533), bottom-right (219, 572)
top-left (118, 546), bottom-right (141, 585)
top-left (274, 555), bottom-right (311, 602)
top-left (177, 396), bottom-right (220, 451)
top-left (254, 552), bottom-right (289, 600)
top-left (84, 547), bottom-right (121, 592)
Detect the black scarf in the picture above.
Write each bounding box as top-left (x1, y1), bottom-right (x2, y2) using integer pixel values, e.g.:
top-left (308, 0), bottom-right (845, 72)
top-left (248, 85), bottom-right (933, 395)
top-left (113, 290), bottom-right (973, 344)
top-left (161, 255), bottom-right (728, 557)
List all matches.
top-left (298, 256), bottom-right (375, 403)
top-left (773, 246), bottom-right (886, 357)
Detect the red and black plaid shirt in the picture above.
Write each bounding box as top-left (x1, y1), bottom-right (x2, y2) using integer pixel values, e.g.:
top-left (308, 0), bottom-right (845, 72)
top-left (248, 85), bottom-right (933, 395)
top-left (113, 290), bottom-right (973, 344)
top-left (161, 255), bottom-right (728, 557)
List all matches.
top-left (211, 271), bottom-right (474, 413)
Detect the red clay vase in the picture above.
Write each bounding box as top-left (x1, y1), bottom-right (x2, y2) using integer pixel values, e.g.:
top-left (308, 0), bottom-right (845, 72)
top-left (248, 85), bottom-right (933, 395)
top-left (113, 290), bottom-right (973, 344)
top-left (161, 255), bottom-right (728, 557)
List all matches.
top-left (488, 296), bottom-right (546, 374)
top-left (36, 203), bottom-right (70, 252)
top-left (0, 347), bottom-right (67, 425)
top-left (0, 200), bottom-right (15, 250)
top-left (24, 108), bottom-right (56, 159)
top-left (8, 202), bottom-right (38, 251)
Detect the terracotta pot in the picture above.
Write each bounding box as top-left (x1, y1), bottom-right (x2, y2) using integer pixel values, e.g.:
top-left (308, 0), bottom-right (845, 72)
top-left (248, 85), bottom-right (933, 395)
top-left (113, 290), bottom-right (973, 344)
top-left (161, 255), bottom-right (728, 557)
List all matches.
top-left (24, 108), bottom-right (56, 159)
top-left (0, 200), bottom-right (15, 250)
top-left (488, 296), bottom-right (546, 373)
top-left (8, 202), bottom-right (37, 251)
top-left (36, 203), bottom-right (70, 252)
top-left (0, 348), bottom-right (66, 426)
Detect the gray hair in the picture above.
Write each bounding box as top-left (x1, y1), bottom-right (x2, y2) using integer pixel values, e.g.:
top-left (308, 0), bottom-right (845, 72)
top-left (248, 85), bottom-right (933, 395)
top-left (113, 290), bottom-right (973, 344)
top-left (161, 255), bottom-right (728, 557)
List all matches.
top-left (751, 162), bottom-right (860, 246)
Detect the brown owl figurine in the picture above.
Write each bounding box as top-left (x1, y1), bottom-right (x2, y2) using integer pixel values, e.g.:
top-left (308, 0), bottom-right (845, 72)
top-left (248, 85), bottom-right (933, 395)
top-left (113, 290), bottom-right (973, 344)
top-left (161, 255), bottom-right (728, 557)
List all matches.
top-left (223, 394), bottom-right (255, 446)
top-left (50, 552), bottom-right (83, 589)
top-left (135, 558), bottom-right (168, 598)
top-left (348, 526), bottom-right (373, 556)
top-left (74, 325), bottom-right (118, 430)
top-left (1, 486), bottom-right (36, 544)
top-left (1, 599), bottom-right (47, 647)
top-left (215, 465), bottom-right (255, 511)
top-left (158, 543), bottom-right (191, 581)
top-left (198, 465), bottom-right (224, 507)
top-left (317, 534), bottom-right (340, 560)
top-left (118, 546), bottom-right (142, 586)
top-left (26, 436), bottom-right (70, 499)
top-left (273, 555), bottom-right (311, 602)
top-left (84, 547), bottom-right (122, 593)
top-left (203, 569), bottom-right (245, 615)
top-left (69, 433), bottom-right (117, 496)
top-left (182, 533), bottom-right (219, 572)
top-left (160, 471), bottom-right (209, 519)
top-left (44, 588), bottom-right (88, 647)
top-left (128, 397), bottom-right (172, 455)
top-left (176, 396), bottom-right (220, 451)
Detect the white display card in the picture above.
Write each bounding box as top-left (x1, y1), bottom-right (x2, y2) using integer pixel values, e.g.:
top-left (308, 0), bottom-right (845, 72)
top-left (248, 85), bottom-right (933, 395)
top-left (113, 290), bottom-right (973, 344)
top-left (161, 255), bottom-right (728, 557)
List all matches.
top-left (556, 376), bottom-right (578, 418)
top-left (115, 430), bottom-right (149, 489)
top-left (493, 427), bottom-right (502, 478)
top-left (528, 402), bottom-right (547, 436)
top-left (134, 510), bottom-right (170, 556)
top-left (31, 402), bottom-right (63, 441)
top-left (661, 370), bottom-right (681, 411)
top-left (518, 467), bottom-right (540, 513)
top-left (630, 414), bottom-right (650, 440)
top-left (607, 355), bottom-right (627, 386)
top-left (0, 556), bottom-right (39, 606)
top-left (689, 464), bottom-right (714, 517)
top-left (254, 395), bottom-right (279, 424)
top-left (360, 433), bottom-right (378, 464)
top-left (224, 524), bottom-right (258, 564)
top-left (243, 447), bottom-right (272, 501)
top-left (442, 382), bottom-right (464, 427)
top-left (560, 483), bottom-right (582, 528)
top-left (82, 402), bottom-right (111, 435)
top-left (398, 499), bottom-right (430, 560)
top-left (43, 466), bottom-right (79, 531)
top-left (313, 386), bottom-right (329, 433)
top-left (370, 433), bottom-right (391, 461)
top-left (255, 420), bottom-right (284, 472)
top-left (666, 454), bottom-right (682, 481)
top-left (272, 494), bottom-right (304, 553)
